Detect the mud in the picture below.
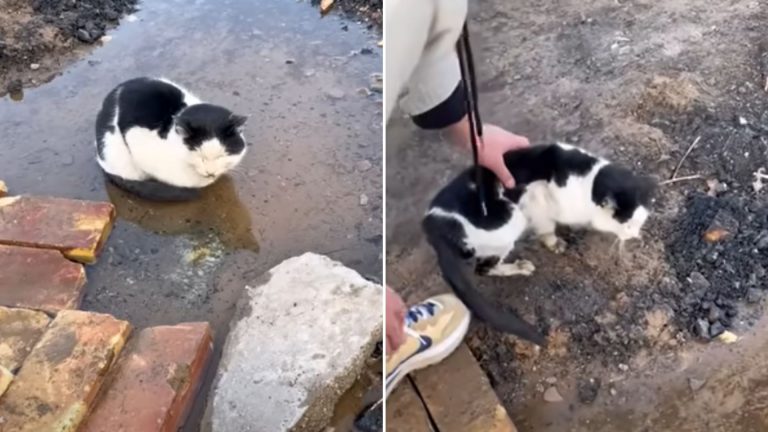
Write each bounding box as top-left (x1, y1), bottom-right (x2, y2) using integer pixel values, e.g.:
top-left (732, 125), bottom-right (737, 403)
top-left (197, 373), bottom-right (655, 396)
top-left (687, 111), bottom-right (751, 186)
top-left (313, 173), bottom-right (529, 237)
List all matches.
top-left (0, 0), bottom-right (138, 97)
top-left (386, 0), bottom-right (767, 430)
top-left (0, 0), bottom-right (381, 430)
top-left (313, 0), bottom-right (382, 27)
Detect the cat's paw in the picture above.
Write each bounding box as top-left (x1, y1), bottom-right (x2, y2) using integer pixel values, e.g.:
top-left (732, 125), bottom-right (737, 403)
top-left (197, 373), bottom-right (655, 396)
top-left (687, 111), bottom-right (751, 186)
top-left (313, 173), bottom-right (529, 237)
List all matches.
top-left (512, 259), bottom-right (536, 276)
top-left (488, 260), bottom-right (536, 277)
top-left (541, 234), bottom-right (567, 254)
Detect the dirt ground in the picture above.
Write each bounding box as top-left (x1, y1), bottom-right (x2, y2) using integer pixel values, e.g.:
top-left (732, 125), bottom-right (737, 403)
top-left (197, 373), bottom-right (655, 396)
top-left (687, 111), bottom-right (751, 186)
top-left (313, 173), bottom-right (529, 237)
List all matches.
top-left (386, 0), bottom-right (768, 430)
top-left (0, 0), bottom-right (138, 97)
top-left (314, 0), bottom-right (382, 27)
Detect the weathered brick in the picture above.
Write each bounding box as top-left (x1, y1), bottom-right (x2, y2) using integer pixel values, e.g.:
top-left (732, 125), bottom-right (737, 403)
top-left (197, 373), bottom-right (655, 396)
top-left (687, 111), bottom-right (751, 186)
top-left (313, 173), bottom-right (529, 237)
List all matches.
top-left (411, 344), bottom-right (518, 432)
top-left (0, 307), bottom-right (51, 397)
top-left (0, 310), bottom-right (131, 432)
top-left (0, 196), bottom-right (115, 264)
top-left (82, 322), bottom-right (213, 432)
top-left (0, 245), bottom-right (86, 313)
top-left (386, 379), bottom-right (433, 432)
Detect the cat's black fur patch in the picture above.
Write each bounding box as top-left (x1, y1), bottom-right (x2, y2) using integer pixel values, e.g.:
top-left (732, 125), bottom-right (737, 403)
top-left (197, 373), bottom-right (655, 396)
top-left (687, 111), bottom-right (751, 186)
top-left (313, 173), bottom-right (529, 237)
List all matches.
top-left (175, 104), bottom-right (247, 155)
top-left (422, 215), bottom-right (548, 346)
top-left (95, 85), bottom-right (119, 160)
top-left (592, 164), bottom-right (656, 222)
top-left (475, 256), bottom-right (501, 275)
top-left (503, 144), bottom-right (598, 187)
top-left (112, 77), bottom-right (187, 140)
top-left (429, 167), bottom-right (514, 230)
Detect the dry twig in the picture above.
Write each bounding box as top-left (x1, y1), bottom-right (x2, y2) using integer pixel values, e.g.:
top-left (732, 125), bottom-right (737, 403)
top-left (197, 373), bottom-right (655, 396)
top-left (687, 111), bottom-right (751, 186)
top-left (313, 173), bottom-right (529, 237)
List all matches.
top-left (659, 175), bottom-right (703, 186)
top-left (670, 136), bottom-right (701, 180)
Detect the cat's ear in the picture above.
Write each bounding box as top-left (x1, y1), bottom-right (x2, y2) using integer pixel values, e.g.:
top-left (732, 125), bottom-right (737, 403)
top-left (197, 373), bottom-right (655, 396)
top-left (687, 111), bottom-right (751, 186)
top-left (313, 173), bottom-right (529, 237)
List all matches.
top-left (229, 114), bottom-right (248, 131)
top-left (174, 116), bottom-right (191, 139)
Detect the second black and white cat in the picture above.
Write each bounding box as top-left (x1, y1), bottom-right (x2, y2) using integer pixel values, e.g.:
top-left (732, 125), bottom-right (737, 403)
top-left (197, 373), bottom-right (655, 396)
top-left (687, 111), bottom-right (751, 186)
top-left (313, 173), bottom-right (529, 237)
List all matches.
top-left (95, 77), bottom-right (248, 200)
top-left (423, 143), bottom-right (655, 346)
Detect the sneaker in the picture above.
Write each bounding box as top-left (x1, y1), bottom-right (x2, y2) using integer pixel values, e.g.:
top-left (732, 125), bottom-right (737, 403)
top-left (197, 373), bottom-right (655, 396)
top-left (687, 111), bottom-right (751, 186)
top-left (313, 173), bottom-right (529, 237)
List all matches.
top-left (385, 293), bottom-right (470, 399)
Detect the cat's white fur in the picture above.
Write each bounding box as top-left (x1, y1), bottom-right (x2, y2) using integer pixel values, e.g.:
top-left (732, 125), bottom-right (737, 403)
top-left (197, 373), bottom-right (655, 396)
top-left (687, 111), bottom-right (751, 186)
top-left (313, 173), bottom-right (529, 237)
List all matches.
top-left (97, 79), bottom-right (245, 189)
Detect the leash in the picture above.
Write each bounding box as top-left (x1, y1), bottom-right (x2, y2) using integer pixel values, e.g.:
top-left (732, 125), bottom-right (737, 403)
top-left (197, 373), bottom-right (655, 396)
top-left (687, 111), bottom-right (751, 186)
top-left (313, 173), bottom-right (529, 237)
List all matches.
top-left (456, 22), bottom-right (488, 217)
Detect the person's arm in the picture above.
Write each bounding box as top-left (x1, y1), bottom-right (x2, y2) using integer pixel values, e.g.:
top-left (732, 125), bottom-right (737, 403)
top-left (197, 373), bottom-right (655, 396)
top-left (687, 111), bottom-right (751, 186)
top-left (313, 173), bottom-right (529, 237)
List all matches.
top-left (386, 0), bottom-right (529, 187)
top-left (385, 0), bottom-right (466, 124)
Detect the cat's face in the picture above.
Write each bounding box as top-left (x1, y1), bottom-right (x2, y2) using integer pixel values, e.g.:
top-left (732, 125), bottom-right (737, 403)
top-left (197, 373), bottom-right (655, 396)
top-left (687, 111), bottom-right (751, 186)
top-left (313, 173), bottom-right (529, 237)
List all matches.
top-left (591, 165), bottom-right (656, 241)
top-left (189, 140), bottom-right (245, 183)
top-left (592, 203), bottom-right (650, 240)
top-left (174, 104), bottom-right (248, 184)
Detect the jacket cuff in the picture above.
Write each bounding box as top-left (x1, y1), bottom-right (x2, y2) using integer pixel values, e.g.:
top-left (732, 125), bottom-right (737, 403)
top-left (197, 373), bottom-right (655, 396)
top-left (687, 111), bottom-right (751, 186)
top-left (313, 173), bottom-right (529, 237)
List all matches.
top-left (411, 82), bottom-right (466, 130)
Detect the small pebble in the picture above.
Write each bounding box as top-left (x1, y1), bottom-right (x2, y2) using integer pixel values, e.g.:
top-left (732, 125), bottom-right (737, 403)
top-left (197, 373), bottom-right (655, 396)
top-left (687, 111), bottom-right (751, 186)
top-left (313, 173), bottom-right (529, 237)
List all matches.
top-left (369, 72), bottom-right (383, 93)
top-left (747, 288), bottom-right (761, 303)
top-left (359, 194), bottom-right (369, 206)
top-left (325, 88), bottom-right (345, 99)
top-left (356, 160), bottom-right (373, 172)
top-left (689, 378), bottom-right (706, 392)
top-left (618, 363), bottom-right (629, 372)
top-left (543, 386), bottom-right (564, 403)
top-left (285, 58), bottom-right (295, 64)
top-left (30, 63), bottom-right (40, 70)
top-left (76, 29), bottom-right (93, 43)
top-left (694, 319), bottom-right (710, 339)
top-left (709, 321), bottom-right (725, 338)
top-left (545, 376), bottom-right (557, 384)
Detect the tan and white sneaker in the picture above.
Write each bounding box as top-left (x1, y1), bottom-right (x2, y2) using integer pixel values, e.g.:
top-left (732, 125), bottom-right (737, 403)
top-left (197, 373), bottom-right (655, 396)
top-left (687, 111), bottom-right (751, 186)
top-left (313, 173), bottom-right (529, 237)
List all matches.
top-left (385, 293), bottom-right (470, 399)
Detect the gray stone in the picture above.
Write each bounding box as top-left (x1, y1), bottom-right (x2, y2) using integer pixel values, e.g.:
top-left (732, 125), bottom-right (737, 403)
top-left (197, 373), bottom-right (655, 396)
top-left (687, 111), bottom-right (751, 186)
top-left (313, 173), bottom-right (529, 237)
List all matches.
top-left (543, 386), bottom-right (563, 402)
top-left (325, 88), bottom-right (345, 100)
top-left (369, 73), bottom-right (383, 93)
top-left (689, 378), bottom-right (706, 392)
top-left (204, 253), bottom-right (382, 432)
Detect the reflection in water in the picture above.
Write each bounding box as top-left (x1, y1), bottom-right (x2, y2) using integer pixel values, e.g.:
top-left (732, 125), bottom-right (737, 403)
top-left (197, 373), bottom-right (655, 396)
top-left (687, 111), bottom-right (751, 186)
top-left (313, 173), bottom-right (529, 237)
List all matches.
top-left (105, 175), bottom-right (259, 252)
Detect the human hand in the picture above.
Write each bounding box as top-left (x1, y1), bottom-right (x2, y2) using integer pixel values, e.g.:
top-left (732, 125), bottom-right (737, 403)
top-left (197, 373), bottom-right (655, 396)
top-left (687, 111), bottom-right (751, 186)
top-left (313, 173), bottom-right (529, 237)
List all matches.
top-left (446, 118), bottom-right (530, 188)
top-left (385, 286), bottom-right (407, 355)
top-left (477, 124), bottom-right (530, 188)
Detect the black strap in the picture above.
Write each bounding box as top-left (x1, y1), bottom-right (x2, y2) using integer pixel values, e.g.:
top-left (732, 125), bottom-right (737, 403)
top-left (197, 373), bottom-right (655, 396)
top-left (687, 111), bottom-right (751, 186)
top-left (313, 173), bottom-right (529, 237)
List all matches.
top-left (456, 22), bottom-right (487, 216)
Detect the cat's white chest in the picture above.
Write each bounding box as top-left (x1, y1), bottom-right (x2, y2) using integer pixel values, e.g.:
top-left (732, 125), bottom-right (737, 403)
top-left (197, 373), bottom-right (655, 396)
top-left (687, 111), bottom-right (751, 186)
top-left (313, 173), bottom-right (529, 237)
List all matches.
top-left (125, 127), bottom-right (209, 188)
top-left (428, 207), bottom-right (527, 258)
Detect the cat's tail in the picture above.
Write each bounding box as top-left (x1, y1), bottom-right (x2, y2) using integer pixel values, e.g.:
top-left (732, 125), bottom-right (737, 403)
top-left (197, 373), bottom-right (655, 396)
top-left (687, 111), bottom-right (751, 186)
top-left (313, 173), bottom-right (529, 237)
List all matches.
top-left (105, 173), bottom-right (201, 202)
top-left (422, 213), bottom-right (548, 347)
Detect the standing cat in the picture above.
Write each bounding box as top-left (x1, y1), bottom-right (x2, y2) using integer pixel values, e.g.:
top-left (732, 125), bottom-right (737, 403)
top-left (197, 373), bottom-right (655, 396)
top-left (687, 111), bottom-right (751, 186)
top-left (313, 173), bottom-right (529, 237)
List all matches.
top-left (423, 143), bottom-right (655, 346)
top-left (95, 77), bottom-right (248, 201)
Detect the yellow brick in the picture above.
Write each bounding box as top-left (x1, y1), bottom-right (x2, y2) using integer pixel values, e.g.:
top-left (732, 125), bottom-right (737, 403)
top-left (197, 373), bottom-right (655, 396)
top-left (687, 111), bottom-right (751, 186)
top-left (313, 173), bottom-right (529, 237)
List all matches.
top-left (0, 310), bottom-right (131, 432)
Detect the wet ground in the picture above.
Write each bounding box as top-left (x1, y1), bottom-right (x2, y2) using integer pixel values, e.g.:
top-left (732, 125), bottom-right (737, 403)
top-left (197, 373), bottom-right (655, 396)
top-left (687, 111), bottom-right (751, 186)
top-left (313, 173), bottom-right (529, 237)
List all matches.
top-left (0, 0), bottom-right (381, 430)
top-left (386, 0), bottom-right (767, 430)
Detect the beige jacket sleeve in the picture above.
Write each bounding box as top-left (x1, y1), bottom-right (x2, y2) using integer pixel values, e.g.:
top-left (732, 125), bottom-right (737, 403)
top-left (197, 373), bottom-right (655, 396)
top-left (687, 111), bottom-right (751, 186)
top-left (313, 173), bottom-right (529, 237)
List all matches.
top-left (384, 0), bottom-right (468, 123)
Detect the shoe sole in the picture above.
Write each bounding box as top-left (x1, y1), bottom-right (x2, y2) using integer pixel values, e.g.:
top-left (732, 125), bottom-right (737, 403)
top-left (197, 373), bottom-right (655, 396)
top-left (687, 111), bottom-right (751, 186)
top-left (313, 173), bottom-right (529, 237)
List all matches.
top-left (385, 313), bottom-right (471, 399)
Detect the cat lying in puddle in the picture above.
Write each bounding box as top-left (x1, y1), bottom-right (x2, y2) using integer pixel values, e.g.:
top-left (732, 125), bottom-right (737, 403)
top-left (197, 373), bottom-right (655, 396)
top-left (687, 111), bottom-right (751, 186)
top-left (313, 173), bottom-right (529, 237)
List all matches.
top-left (423, 142), bottom-right (656, 346)
top-left (95, 77), bottom-right (248, 201)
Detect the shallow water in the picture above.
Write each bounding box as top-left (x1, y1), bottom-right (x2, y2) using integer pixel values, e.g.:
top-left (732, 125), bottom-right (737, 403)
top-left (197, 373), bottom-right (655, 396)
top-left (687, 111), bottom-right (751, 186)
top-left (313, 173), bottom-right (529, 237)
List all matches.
top-left (0, 0), bottom-right (381, 429)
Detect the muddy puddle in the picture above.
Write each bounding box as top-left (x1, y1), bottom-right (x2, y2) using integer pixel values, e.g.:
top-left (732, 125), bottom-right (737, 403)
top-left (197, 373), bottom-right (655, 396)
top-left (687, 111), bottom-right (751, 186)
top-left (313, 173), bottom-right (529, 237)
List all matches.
top-left (387, 0), bottom-right (766, 430)
top-left (0, 0), bottom-right (381, 429)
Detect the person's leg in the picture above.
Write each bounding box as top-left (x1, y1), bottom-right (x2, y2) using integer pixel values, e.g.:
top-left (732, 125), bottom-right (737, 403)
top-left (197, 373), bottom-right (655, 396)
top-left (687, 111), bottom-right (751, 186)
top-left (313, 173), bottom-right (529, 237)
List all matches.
top-left (384, 293), bottom-right (470, 399)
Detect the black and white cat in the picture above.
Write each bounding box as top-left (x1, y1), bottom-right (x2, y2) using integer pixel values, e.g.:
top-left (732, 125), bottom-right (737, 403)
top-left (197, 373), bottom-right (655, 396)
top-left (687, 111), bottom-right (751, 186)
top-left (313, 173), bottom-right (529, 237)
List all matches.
top-left (423, 143), bottom-right (656, 346)
top-left (95, 77), bottom-right (248, 200)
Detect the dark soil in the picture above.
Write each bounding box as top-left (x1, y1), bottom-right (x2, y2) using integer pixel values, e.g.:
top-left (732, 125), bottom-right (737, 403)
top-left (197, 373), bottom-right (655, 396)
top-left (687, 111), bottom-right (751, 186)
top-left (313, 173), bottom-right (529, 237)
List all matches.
top-left (386, 0), bottom-right (768, 429)
top-left (312, 0), bottom-right (382, 28)
top-left (0, 0), bottom-right (138, 97)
